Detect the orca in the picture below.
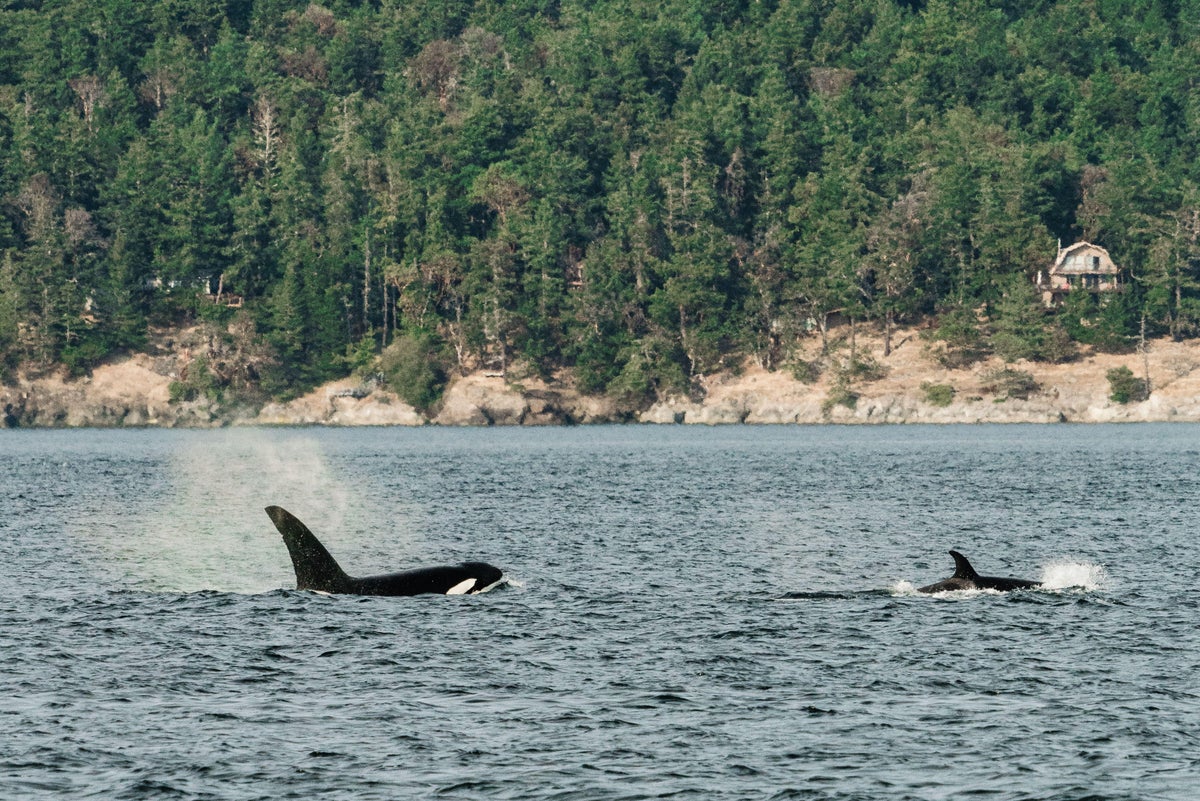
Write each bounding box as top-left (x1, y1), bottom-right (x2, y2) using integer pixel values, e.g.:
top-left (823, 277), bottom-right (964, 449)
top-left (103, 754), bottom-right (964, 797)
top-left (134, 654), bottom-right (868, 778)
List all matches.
top-left (265, 505), bottom-right (503, 597)
top-left (918, 550), bottom-right (1040, 593)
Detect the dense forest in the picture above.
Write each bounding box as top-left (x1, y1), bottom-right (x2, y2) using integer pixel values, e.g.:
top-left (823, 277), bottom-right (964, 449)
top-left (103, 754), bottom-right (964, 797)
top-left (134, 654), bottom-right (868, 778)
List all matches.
top-left (2, 0), bottom-right (1200, 408)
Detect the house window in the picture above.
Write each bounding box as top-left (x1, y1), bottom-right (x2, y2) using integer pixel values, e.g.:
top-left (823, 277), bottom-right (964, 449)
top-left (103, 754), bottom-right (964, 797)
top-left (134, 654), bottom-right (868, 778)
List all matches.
top-left (1092, 256), bottom-right (1101, 269)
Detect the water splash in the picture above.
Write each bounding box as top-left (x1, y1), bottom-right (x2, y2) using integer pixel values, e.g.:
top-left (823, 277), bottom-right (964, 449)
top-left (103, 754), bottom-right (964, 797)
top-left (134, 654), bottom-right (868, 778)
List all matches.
top-left (1039, 560), bottom-right (1109, 591)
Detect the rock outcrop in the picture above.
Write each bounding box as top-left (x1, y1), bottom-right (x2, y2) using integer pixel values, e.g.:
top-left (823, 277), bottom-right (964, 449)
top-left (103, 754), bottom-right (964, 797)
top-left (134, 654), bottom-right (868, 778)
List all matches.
top-left (255, 379), bottom-right (425, 426)
top-left (2, 360), bottom-right (181, 428)
top-left (432, 374), bottom-right (621, 426)
top-left (5, 328), bottom-right (1200, 427)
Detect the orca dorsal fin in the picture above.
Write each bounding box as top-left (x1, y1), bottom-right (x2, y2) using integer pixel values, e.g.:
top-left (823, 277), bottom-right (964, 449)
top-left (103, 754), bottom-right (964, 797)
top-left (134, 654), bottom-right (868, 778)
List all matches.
top-left (265, 506), bottom-right (351, 592)
top-left (949, 550), bottom-right (980, 581)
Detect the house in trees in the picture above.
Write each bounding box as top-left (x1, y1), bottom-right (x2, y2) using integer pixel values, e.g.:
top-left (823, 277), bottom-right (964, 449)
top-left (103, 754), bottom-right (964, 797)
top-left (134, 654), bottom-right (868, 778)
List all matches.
top-left (1035, 241), bottom-right (1124, 307)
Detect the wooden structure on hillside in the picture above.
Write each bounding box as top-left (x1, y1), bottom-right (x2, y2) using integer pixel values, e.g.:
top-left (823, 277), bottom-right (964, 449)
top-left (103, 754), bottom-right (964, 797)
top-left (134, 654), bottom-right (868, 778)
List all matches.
top-left (1035, 241), bottom-right (1124, 306)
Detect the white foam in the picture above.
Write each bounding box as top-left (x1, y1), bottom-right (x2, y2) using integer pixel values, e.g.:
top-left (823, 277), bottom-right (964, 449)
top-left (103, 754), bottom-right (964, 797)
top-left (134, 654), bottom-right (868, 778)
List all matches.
top-left (1038, 561), bottom-right (1108, 591)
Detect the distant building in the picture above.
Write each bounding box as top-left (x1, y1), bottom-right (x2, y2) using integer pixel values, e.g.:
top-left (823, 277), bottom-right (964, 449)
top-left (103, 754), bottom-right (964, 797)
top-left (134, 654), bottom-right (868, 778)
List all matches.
top-left (1035, 241), bottom-right (1124, 307)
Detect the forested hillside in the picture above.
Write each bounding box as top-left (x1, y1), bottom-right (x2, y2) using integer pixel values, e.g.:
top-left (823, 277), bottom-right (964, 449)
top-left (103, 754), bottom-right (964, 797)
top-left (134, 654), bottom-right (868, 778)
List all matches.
top-left (2, 0), bottom-right (1199, 408)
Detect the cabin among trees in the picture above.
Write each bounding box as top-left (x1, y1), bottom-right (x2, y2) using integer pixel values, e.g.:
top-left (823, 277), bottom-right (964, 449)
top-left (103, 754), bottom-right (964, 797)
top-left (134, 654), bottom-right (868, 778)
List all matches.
top-left (1036, 242), bottom-right (1124, 307)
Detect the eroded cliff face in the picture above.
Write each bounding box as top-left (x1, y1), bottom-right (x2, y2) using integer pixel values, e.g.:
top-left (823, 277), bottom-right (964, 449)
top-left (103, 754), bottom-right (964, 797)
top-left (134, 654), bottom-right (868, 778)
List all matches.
top-left (2, 359), bottom-right (182, 428)
top-left (5, 329), bottom-right (1200, 428)
top-left (431, 374), bottom-right (623, 426)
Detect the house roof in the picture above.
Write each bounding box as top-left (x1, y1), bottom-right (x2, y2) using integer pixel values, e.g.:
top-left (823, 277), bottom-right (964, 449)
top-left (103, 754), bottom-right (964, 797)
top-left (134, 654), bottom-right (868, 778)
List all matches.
top-left (1051, 241), bottom-right (1118, 275)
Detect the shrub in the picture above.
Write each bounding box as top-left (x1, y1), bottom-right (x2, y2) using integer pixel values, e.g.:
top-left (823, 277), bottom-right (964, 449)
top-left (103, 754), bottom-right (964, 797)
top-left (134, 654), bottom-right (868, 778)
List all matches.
top-left (607, 353), bottom-right (656, 408)
top-left (790, 359), bottom-right (821, 384)
top-left (379, 333), bottom-right (446, 412)
top-left (168, 356), bottom-right (219, 403)
top-left (981, 367), bottom-right (1039, 400)
top-left (1106, 366), bottom-right (1149, 403)
top-left (573, 332), bottom-right (624, 394)
top-left (822, 383), bottom-right (859, 413)
top-left (921, 382), bottom-right (955, 407)
top-left (606, 338), bottom-right (687, 409)
top-left (345, 334), bottom-right (378, 375)
top-left (927, 304), bottom-right (989, 368)
top-left (1040, 323), bottom-right (1079, 364)
top-left (844, 355), bottom-right (888, 382)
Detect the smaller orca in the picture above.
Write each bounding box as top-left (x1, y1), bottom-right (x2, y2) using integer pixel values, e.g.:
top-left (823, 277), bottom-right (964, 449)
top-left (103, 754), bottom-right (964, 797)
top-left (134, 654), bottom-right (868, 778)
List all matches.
top-left (918, 550), bottom-right (1040, 594)
top-left (265, 505), bottom-right (503, 597)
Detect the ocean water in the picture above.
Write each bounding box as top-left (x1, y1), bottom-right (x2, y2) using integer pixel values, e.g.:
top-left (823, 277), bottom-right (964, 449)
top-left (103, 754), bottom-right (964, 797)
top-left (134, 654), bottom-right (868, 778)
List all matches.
top-left (1, 424), bottom-right (1198, 800)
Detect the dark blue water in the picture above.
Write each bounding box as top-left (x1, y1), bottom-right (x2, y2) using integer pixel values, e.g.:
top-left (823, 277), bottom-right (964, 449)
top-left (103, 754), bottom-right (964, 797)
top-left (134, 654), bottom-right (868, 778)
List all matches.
top-left (2, 425), bottom-right (1198, 800)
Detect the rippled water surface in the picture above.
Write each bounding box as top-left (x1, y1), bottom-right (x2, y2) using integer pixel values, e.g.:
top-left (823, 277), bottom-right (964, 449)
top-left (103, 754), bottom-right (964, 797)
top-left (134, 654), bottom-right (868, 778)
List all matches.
top-left (2, 424), bottom-right (1199, 800)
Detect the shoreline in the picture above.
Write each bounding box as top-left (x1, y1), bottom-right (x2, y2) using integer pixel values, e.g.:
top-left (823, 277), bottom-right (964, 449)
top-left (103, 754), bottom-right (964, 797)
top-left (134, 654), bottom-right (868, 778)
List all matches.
top-left (4, 329), bottom-right (1200, 428)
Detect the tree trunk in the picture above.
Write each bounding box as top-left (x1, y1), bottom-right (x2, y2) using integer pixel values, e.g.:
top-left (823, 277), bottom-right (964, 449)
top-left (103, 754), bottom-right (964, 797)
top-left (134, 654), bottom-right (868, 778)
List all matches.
top-left (849, 316), bottom-right (857, 364)
top-left (362, 230), bottom-right (371, 335)
top-left (1174, 280), bottom-right (1182, 341)
top-left (1140, 314), bottom-right (1151, 394)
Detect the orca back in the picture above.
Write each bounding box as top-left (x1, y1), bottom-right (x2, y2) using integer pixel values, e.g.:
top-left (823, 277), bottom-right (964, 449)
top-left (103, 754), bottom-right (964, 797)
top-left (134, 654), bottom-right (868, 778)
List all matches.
top-left (349, 563), bottom-right (504, 596)
top-left (919, 549), bottom-right (1040, 593)
top-left (265, 506), bottom-right (504, 596)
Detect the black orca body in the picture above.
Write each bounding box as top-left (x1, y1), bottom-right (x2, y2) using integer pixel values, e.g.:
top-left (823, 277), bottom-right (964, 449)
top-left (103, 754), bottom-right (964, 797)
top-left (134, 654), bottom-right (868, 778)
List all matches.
top-left (918, 550), bottom-right (1040, 594)
top-left (265, 506), bottom-right (503, 597)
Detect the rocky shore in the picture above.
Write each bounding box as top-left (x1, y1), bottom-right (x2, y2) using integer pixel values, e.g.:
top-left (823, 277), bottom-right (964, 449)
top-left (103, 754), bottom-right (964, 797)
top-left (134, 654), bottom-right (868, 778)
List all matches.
top-left (5, 329), bottom-right (1200, 428)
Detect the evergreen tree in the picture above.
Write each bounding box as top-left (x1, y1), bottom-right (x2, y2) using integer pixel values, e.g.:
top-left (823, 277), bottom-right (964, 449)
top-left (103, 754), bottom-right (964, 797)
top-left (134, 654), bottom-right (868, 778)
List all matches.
top-left (4, 0), bottom-right (1200, 397)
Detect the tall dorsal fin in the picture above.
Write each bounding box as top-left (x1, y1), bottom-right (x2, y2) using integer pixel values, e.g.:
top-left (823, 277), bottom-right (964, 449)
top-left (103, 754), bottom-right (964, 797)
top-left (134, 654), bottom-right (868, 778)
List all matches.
top-left (265, 506), bottom-right (351, 592)
top-left (949, 550), bottom-right (979, 580)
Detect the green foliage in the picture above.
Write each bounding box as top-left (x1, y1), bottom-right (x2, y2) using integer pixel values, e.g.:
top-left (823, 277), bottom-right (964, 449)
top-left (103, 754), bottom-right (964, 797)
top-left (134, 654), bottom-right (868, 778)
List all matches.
top-left (164, 318), bottom-right (276, 405)
top-left (346, 334), bottom-right (378, 377)
top-left (60, 331), bottom-right (115, 377)
top-left (571, 326), bottom-right (627, 395)
top-left (1039, 322), bottom-right (1080, 364)
top-left (1059, 288), bottom-right (1138, 353)
top-left (981, 367), bottom-right (1040, 401)
top-left (606, 341), bottom-right (688, 409)
top-left (0, 255), bottom-right (20, 378)
top-left (169, 356), bottom-right (219, 403)
top-left (921, 382), bottom-right (956, 407)
top-left (3, 1), bottom-right (1200, 399)
top-left (990, 276), bottom-right (1049, 362)
top-left (1091, 293), bottom-right (1141, 354)
top-left (790, 359), bottom-right (821, 384)
top-left (1106, 366), bottom-right (1149, 404)
top-left (842, 355), bottom-right (888, 383)
top-left (822, 382), bottom-right (858, 414)
top-left (928, 304), bottom-right (989, 368)
top-left (379, 332), bottom-right (446, 412)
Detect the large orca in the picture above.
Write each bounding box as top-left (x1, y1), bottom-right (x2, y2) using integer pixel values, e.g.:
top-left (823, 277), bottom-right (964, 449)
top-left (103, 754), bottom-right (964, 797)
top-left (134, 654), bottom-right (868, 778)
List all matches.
top-left (918, 550), bottom-right (1040, 593)
top-left (265, 505), bottom-right (503, 596)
